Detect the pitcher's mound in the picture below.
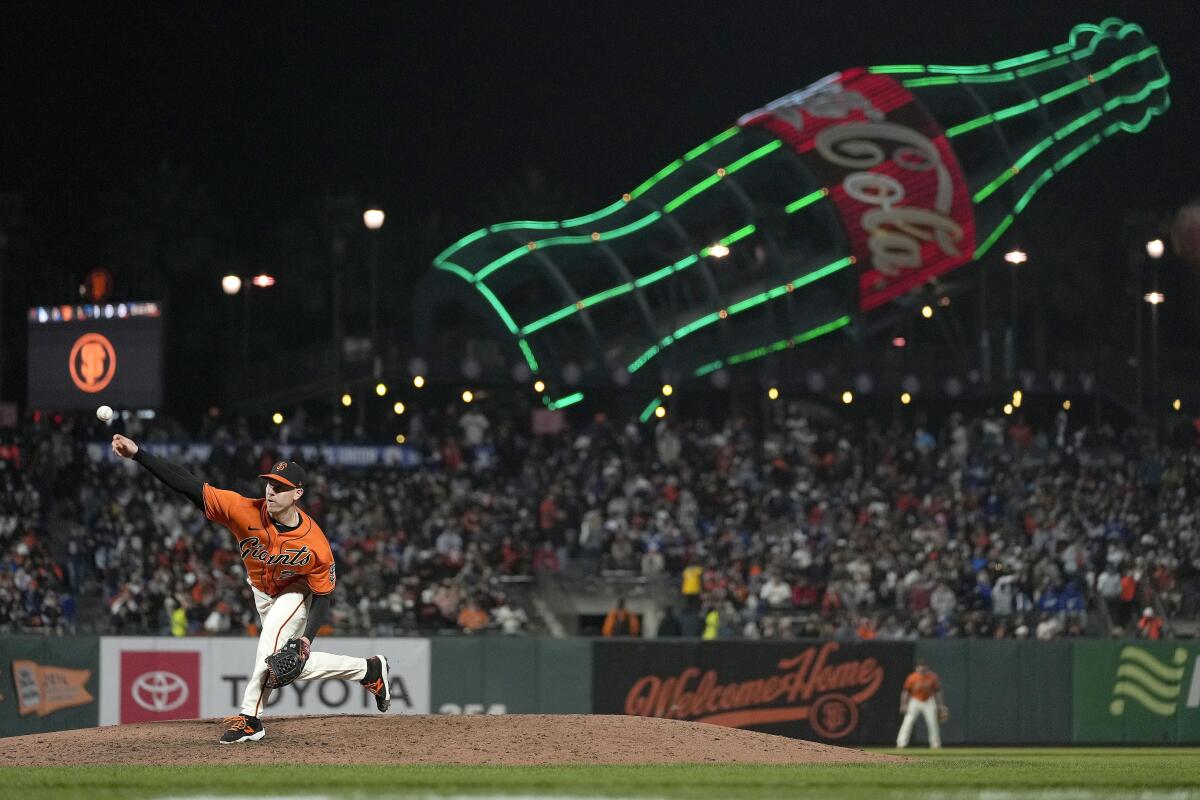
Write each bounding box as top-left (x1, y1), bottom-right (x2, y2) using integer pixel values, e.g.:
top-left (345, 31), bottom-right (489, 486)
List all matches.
top-left (0, 714), bottom-right (902, 766)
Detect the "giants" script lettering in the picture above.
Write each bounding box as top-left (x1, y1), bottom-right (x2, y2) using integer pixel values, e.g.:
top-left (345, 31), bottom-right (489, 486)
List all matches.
top-left (239, 538), bottom-right (314, 567)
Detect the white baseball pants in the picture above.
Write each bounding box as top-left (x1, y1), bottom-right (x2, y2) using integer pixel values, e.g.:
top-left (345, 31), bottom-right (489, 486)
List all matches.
top-left (896, 697), bottom-right (942, 748)
top-left (241, 585), bottom-right (369, 718)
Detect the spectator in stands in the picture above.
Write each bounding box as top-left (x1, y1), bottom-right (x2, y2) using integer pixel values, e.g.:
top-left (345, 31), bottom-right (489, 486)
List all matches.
top-left (759, 570), bottom-right (792, 610)
top-left (491, 595), bottom-right (527, 635)
top-left (1137, 607), bottom-right (1164, 640)
top-left (457, 598), bottom-right (489, 633)
top-left (702, 603), bottom-right (720, 640)
top-left (601, 598), bottom-right (640, 637)
top-left (533, 540), bottom-right (561, 573)
top-left (641, 542), bottom-right (665, 576)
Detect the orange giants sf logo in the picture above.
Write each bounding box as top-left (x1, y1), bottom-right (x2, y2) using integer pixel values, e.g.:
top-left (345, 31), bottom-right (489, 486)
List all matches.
top-left (69, 333), bottom-right (117, 393)
top-left (623, 642), bottom-right (882, 739)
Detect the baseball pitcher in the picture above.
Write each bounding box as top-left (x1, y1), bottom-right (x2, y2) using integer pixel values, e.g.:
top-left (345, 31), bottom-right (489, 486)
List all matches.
top-left (111, 436), bottom-right (392, 743)
top-left (896, 659), bottom-right (948, 748)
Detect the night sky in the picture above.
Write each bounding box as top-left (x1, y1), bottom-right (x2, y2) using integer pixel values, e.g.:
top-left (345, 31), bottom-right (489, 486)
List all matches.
top-left (2, 2), bottom-right (1197, 415)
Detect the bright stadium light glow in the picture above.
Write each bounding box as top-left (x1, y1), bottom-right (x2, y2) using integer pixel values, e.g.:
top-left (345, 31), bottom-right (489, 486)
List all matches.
top-left (768, 387), bottom-right (779, 401)
top-left (1004, 248), bottom-right (1028, 265)
top-left (375, 383), bottom-right (387, 396)
top-left (363, 209), bottom-right (386, 230)
top-left (661, 384), bottom-right (673, 397)
top-left (654, 405), bottom-right (666, 418)
top-left (1146, 239), bottom-right (1164, 259)
top-left (462, 390), bottom-right (474, 403)
top-left (221, 275), bottom-right (242, 295)
top-left (393, 401), bottom-right (405, 415)
top-left (341, 393), bottom-right (352, 407)
top-left (708, 244), bottom-right (730, 258)
top-left (413, 375), bottom-right (426, 388)
top-left (901, 392), bottom-right (912, 405)
top-left (842, 390), bottom-right (853, 405)
top-left (272, 412), bottom-right (283, 425)
top-left (921, 305), bottom-right (934, 319)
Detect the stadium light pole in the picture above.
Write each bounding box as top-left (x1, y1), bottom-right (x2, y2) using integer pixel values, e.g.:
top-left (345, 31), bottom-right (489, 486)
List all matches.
top-left (1144, 291), bottom-right (1164, 432)
top-left (222, 274), bottom-right (275, 373)
top-left (364, 209), bottom-right (385, 378)
top-left (1004, 248), bottom-right (1027, 381)
top-left (1145, 239), bottom-right (1164, 427)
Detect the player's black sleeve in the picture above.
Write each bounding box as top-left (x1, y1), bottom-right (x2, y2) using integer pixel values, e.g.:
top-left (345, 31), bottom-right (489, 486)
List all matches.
top-left (132, 448), bottom-right (204, 509)
top-left (303, 593), bottom-right (332, 642)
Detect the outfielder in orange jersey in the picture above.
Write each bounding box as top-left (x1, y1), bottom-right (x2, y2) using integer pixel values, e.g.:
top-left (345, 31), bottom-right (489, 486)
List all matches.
top-left (896, 659), bottom-right (948, 748)
top-left (111, 435), bottom-right (392, 744)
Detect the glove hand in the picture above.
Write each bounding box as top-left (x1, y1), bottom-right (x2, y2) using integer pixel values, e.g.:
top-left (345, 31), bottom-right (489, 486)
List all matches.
top-left (938, 707), bottom-right (950, 722)
top-left (264, 637), bottom-right (309, 688)
top-left (286, 636), bottom-right (312, 661)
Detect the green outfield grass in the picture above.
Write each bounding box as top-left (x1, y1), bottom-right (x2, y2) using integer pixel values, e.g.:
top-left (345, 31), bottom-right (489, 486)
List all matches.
top-left (2, 749), bottom-right (1198, 800)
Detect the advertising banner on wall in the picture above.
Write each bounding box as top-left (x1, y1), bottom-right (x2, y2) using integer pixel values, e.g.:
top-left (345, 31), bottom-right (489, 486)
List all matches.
top-left (0, 636), bottom-right (99, 737)
top-left (99, 637), bottom-right (430, 725)
top-left (1073, 641), bottom-right (1200, 744)
top-left (593, 640), bottom-right (913, 744)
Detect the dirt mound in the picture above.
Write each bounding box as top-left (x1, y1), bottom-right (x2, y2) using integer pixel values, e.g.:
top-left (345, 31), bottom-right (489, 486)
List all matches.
top-left (0, 714), bottom-right (901, 766)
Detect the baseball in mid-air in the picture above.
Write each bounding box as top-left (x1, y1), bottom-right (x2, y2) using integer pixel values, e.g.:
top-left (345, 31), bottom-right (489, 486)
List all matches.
top-left (96, 405), bottom-right (114, 422)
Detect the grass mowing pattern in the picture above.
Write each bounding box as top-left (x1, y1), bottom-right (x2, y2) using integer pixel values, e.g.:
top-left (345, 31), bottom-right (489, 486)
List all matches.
top-left (2, 750), bottom-right (1198, 799)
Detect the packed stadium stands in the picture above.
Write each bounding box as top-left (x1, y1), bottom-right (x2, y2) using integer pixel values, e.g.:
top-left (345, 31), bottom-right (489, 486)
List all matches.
top-left (2, 401), bottom-right (1197, 640)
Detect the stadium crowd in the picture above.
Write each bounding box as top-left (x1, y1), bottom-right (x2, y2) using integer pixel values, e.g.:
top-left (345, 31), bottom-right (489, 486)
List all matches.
top-left (1, 399), bottom-right (1197, 640)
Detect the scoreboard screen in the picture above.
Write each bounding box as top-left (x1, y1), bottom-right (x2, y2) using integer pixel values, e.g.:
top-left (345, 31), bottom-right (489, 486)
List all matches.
top-left (27, 302), bottom-right (163, 409)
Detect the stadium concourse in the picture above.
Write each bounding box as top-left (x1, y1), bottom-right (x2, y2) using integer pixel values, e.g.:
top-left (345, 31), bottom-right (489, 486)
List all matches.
top-left (1, 400), bottom-right (1198, 642)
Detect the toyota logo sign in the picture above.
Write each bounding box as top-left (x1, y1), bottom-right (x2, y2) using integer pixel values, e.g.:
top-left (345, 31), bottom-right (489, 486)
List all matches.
top-left (131, 670), bottom-right (189, 712)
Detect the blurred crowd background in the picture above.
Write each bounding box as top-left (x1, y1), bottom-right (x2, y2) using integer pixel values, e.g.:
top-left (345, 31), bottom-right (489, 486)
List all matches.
top-left (2, 400), bottom-right (1198, 642)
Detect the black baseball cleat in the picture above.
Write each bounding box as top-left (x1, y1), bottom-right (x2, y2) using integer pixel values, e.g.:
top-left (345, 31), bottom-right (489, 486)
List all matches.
top-left (362, 655), bottom-right (391, 712)
top-left (219, 714), bottom-right (265, 744)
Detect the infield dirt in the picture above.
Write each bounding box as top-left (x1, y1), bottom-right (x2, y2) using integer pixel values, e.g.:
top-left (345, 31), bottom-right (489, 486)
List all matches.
top-left (0, 714), bottom-right (903, 766)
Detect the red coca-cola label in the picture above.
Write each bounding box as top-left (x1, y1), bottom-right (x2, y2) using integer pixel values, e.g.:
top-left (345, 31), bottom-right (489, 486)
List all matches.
top-left (739, 69), bottom-right (976, 312)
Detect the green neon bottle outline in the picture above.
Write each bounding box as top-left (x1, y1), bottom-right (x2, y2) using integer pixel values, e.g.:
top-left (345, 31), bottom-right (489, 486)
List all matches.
top-left (455, 83), bottom-right (1165, 378)
top-left (972, 72), bottom-right (1171, 204)
top-left (944, 43), bottom-right (1160, 139)
top-left (519, 185), bottom-right (829, 337)
top-left (689, 315), bottom-right (851, 377)
top-left (468, 138), bottom-right (782, 284)
top-left (519, 226), bottom-right (759, 336)
top-left (433, 16), bottom-right (1165, 385)
top-left (973, 99), bottom-right (1169, 260)
top-left (871, 17), bottom-right (1132, 76)
top-left (433, 127), bottom-right (741, 268)
top-left (638, 397), bottom-right (663, 423)
top-left (627, 256), bottom-right (854, 373)
top-left (544, 391), bottom-right (584, 410)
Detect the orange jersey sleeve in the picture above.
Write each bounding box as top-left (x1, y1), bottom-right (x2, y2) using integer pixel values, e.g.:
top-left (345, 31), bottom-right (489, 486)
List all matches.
top-left (202, 484), bottom-right (262, 539)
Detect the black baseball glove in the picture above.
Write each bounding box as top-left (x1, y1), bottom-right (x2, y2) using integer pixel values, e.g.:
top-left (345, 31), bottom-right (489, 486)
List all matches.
top-left (264, 637), bottom-right (309, 688)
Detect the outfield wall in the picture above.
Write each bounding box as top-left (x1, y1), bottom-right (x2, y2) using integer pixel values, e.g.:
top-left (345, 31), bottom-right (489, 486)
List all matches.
top-left (2, 636), bottom-right (1198, 743)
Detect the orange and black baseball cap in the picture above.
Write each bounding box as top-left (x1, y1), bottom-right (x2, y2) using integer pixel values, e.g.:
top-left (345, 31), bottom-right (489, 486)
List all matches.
top-left (259, 460), bottom-right (306, 489)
